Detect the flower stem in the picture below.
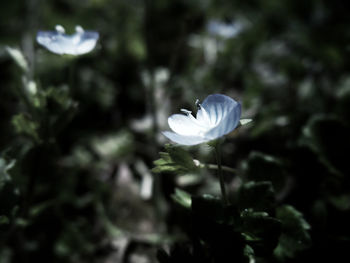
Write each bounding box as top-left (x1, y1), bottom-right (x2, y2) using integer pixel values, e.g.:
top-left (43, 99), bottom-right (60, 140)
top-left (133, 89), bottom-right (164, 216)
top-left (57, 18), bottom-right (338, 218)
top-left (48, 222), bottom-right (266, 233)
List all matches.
top-left (201, 163), bottom-right (237, 175)
top-left (68, 59), bottom-right (76, 97)
top-left (214, 144), bottom-right (229, 205)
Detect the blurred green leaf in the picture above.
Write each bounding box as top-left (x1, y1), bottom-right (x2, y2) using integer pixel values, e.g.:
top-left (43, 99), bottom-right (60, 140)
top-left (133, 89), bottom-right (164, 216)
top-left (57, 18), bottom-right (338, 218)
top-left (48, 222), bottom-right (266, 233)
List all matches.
top-left (165, 144), bottom-right (197, 171)
top-left (0, 159), bottom-right (19, 231)
top-left (239, 119), bottom-right (253, 126)
top-left (274, 205), bottom-right (311, 260)
top-left (192, 194), bottom-right (225, 222)
top-left (29, 200), bottom-right (55, 218)
top-left (243, 245), bottom-right (255, 263)
top-left (0, 215), bottom-right (9, 225)
top-left (176, 173), bottom-right (203, 186)
top-left (45, 86), bottom-right (73, 110)
top-left (91, 130), bottom-right (134, 160)
top-left (171, 188), bottom-right (192, 209)
top-left (328, 194), bottom-right (350, 211)
top-left (243, 151), bottom-right (287, 192)
top-left (11, 113), bottom-right (40, 143)
top-left (240, 210), bottom-right (282, 256)
top-left (238, 181), bottom-right (276, 212)
top-left (152, 144), bottom-right (199, 175)
top-left (191, 195), bottom-right (246, 262)
top-left (301, 115), bottom-right (350, 175)
top-left (0, 158), bottom-right (15, 190)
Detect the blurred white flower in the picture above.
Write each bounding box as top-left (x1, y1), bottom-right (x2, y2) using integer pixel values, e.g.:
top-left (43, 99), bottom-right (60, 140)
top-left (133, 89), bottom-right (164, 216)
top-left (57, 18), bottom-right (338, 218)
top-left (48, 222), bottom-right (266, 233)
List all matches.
top-left (163, 94), bottom-right (241, 145)
top-left (207, 20), bottom-right (243, 39)
top-left (36, 25), bottom-right (99, 55)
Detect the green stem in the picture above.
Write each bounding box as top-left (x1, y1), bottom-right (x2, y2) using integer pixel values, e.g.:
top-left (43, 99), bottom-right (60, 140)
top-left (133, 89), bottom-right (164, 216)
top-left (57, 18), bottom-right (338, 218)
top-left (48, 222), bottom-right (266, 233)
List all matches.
top-left (68, 59), bottom-right (76, 97)
top-left (214, 144), bottom-right (229, 205)
top-left (202, 163), bottom-right (237, 174)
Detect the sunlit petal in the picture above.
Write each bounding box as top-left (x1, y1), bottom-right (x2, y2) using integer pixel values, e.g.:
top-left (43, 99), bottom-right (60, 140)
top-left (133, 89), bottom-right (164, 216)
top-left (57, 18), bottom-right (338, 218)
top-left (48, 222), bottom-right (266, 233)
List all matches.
top-left (75, 32), bottom-right (99, 55)
top-left (162, 131), bottom-right (207, 146)
top-left (205, 102), bottom-right (241, 139)
top-left (200, 94), bottom-right (240, 126)
top-left (168, 114), bottom-right (206, 136)
top-left (36, 31), bottom-right (66, 54)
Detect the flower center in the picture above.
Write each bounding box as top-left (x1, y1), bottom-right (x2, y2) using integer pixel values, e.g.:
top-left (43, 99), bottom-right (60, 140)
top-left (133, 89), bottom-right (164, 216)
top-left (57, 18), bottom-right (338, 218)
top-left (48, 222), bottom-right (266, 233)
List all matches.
top-left (195, 99), bottom-right (213, 127)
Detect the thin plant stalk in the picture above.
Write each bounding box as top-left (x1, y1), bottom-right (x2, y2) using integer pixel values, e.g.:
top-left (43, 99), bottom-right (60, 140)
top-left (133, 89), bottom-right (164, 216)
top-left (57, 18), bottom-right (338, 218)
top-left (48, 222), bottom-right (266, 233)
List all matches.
top-left (214, 144), bottom-right (229, 205)
top-left (68, 59), bottom-right (76, 97)
top-left (201, 163), bottom-right (237, 175)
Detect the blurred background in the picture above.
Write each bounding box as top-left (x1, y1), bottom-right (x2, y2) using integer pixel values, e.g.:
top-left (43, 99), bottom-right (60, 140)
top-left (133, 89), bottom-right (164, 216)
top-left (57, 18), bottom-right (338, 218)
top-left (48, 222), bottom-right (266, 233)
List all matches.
top-left (1, 0), bottom-right (350, 262)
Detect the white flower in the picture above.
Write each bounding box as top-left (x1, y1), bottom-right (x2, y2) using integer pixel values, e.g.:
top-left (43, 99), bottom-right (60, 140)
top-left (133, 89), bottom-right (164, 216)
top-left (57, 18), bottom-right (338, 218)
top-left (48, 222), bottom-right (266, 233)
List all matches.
top-left (36, 25), bottom-right (99, 55)
top-left (162, 94), bottom-right (241, 145)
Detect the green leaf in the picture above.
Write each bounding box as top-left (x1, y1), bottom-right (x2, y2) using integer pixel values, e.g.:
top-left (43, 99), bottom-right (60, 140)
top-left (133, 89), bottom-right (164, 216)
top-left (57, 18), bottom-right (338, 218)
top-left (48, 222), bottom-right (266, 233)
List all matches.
top-left (29, 200), bottom-right (55, 217)
top-left (45, 86), bottom-right (73, 110)
top-left (243, 151), bottom-right (287, 192)
top-left (191, 194), bottom-right (225, 222)
top-left (176, 173), bottom-right (203, 186)
top-left (165, 144), bottom-right (197, 171)
top-left (238, 181), bottom-right (276, 212)
top-left (240, 210), bottom-right (282, 256)
top-left (243, 245), bottom-right (255, 263)
top-left (328, 194), bottom-right (350, 211)
top-left (191, 195), bottom-right (246, 262)
top-left (171, 188), bottom-right (192, 209)
top-left (0, 215), bottom-right (9, 225)
top-left (0, 158), bottom-right (20, 221)
top-left (152, 144), bottom-right (199, 175)
top-left (239, 119), bottom-right (253, 126)
top-left (91, 130), bottom-right (134, 160)
top-left (0, 158), bottom-right (15, 190)
top-left (11, 113), bottom-right (40, 143)
top-left (274, 205), bottom-right (311, 260)
top-left (301, 115), bottom-right (350, 175)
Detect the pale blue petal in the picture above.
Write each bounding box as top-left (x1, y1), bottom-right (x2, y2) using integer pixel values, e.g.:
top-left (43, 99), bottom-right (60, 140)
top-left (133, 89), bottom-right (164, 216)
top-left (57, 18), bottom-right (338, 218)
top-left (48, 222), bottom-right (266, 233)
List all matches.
top-left (168, 114), bottom-right (206, 136)
top-left (75, 31), bottom-right (99, 55)
top-left (199, 94), bottom-right (239, 126)
top-left (162, 131), bottom-right (208, 146)
top-left (36, 31), bottom-right (66, 54)
top-left (205, 101), bottom-right (241, 140)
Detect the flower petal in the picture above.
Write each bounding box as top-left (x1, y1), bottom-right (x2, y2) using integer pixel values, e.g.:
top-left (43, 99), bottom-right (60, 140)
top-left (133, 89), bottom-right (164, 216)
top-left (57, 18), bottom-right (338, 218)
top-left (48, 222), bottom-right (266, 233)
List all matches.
top-left (75, 31), bottom-right (99, 55)
top-left (197, 94), bottom-right (240, 126)
top-left (162, 131), bottom-right (208, 145)
top-left (168, 114), bottom-right (207, 136)
top-left (36, 31), bottom-right (66, 54)
top-left (205, 101), bottom-right (241, 140)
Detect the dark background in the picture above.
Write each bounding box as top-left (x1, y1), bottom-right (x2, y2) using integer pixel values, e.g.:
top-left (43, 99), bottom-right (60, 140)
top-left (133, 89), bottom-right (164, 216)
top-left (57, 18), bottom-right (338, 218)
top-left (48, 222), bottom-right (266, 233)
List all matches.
top-left (1, 0), bottom-right (350, 262)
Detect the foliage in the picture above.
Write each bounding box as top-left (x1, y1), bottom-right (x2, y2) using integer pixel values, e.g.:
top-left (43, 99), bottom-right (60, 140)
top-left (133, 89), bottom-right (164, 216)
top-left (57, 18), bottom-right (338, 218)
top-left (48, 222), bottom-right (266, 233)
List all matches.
top-left (1, 0), bottom-right (350, 262)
